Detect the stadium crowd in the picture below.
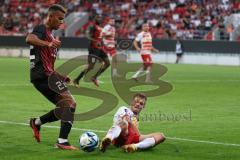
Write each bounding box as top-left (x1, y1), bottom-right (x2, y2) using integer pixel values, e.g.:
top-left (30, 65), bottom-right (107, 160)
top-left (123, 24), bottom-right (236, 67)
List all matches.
top-left (0, 0), bottom-right (239, 40)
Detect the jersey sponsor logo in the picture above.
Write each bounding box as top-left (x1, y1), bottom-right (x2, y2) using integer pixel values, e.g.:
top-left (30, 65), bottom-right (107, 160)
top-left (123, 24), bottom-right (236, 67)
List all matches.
top-left (30, 62), bottom-right (35, 69)
top-left (30, 55), bottom-right (35, 60)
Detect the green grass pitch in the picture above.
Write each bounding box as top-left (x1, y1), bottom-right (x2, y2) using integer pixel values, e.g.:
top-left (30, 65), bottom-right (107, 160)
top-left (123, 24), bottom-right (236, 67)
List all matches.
top-left (0, 57), bottom-right (239, 160)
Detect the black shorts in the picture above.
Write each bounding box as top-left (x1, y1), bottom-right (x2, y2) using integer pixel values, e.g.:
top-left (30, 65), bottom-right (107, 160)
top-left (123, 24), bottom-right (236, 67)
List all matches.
top-left (88, 47), bottom-right (108, 63)
top-left (32, 75), bottom-right (68, 105)
top-left (176, 53), bottom-right (183, 57)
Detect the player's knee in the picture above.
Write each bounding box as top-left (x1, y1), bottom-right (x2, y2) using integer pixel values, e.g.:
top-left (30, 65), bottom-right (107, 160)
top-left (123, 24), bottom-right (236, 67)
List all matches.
top-left (88, 64), bottom-right (94, 70)
top-left (104, 61), bottom-right (110, 68)
top-left (65, 94), bottom-right (76, 108)
top-left (154, 133), bottom-right (165, 144)
top-left (70, 100), bottom-right (77, 109)
top-left (64, 99), bottom-right (76, 109)
top-left (144, 63), bottom-right (152, 69)
top-left (143, 65), bottom-right (148, 70)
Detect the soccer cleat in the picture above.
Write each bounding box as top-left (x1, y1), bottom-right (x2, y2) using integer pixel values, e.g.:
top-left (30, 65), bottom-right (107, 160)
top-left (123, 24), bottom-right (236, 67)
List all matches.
top-left (145, 80), bottom-right (153, 84)
top-left (91, 77), bottom-right (99, 87)
top-left (73, 79), bottom-right (80, 86)
top-left (132, 77), bottom-right (138, 82)
top-left (55, 141), bottom-right (79, 150)
top-left (99, 137), bottom-right (111, 152)
top-left (29, 118), bottom-right (41, 143)
top-left (112, 73), bottom-right (121, 77)
top-left (122, 144), bottom-right (137, 153)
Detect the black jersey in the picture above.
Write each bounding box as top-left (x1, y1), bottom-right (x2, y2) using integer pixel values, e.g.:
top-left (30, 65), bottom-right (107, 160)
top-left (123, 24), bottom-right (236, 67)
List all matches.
top-left (29, 24), bottom-right (58, 82)
top-left (89, 24), bottom-right (102, 49)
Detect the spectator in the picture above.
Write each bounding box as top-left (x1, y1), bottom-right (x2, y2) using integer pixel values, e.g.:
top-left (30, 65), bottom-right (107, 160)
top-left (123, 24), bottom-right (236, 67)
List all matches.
top-left (0, 0), bottom-right (238, 41)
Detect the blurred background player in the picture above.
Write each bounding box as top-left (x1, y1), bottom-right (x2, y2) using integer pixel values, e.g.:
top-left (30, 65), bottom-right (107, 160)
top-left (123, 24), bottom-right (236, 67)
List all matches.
top-left (26, 4), bottom-right (78, 150)
top-left (99, 93), bottom-right (165, 153)
top-left (175, 38), bottom-right (184, 64)
top-left (102, 17), bottom-right (121, 77)
top-left (132, 23), bottom-right (159, 83)
top-left (73, 15), bottom-right (110, 87)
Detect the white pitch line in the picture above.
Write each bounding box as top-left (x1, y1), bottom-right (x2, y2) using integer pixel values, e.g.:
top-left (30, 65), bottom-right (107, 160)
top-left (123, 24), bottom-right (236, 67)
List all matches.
top-left (0, 120), bottom-right (240, 147)
top-left (0, 120), bottom-right (105, 133)
top-left (0, 84), bottom-right (31, 87)
top-left (166, 137), bottom-right (240, 147)
top-left (0, 79), bottom-right (239, 87)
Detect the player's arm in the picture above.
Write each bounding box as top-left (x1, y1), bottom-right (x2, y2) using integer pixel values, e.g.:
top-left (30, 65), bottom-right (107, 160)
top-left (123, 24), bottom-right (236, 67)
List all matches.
top-left (119, 114), bottom-right (140, 135)
top-left (26, 34), bottom-right (60, 48)
top-left (86, 25), bottom-right (95, 40)
top-left (113, 107), bottom-right (132, 125)
top-left (119, 113), bottom-right (136, 129)
top-left (133, 40), bottom-right (141, 52)
top-left (26, 25), bottom-right (60, 48)
top-left (26, 34), bottom-right (50, 47)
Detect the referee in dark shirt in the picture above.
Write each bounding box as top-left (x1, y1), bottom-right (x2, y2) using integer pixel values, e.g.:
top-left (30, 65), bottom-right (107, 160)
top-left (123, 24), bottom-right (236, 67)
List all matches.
top-left (26, 4), bottom-right (77, 150)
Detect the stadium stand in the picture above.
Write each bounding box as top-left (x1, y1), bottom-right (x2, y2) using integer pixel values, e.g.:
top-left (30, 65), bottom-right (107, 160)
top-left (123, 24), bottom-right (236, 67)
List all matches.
top-left (0, 0), bottom-right (239, 40)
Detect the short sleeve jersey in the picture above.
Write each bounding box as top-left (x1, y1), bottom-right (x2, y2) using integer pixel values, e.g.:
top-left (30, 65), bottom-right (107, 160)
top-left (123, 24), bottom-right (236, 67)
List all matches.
top-left (29, 24), bottom-right (58, 82)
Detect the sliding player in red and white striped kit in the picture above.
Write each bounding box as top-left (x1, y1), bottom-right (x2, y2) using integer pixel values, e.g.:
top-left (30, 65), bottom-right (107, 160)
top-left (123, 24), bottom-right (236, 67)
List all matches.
top-left (99, 93), bottom-right (165, 153)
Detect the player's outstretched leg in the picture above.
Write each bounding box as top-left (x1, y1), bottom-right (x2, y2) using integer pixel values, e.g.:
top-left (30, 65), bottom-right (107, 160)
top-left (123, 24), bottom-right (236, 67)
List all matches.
top-left (91, 58), bottom-right (110, 87)
top-left (122, 133), bottom-right (165, 153)
top-left (54, 94), bottom-right (78, 150)
top-left (132, 67), bottom-right (144, 82)
top-left (73, 63), bottom-right (95, 86)
top-left (100, 125), bottom-right (122, 152)
top-left (29, 108), bottom-right (59, 143)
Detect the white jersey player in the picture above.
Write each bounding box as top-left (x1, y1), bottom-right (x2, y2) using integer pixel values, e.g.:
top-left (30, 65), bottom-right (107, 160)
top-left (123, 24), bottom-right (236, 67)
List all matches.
top-left (132, 23), bottom-right (159, 83)
top-left (101, 17), bottom-right (120, 77)
top-left (102, 21), bottom-right (116, 52)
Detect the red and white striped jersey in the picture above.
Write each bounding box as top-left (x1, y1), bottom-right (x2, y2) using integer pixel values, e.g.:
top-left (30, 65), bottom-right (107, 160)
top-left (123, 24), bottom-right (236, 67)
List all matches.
top-left (101, 24), bottom-right (116, 48)
top-left (113, 106), bottom-right (138, 128)
top-left (135, 31), bottom-right (152, 54)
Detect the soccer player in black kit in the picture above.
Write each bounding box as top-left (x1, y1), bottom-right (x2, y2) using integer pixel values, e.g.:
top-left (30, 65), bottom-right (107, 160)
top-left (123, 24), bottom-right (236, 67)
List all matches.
top-left (26, 4), bottom-right (78, 150)
top-left (73, 15), bottom-right (110, 87)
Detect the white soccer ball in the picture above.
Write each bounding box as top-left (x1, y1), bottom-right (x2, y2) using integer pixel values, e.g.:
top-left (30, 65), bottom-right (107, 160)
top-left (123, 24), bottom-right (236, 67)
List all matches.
top-left (79, 131), bottom-right (99, 152)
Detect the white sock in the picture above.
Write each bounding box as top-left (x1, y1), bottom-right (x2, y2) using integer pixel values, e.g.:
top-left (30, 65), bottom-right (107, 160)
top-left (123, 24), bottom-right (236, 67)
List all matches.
top-left (112, 68), bottom-right (118, 75)
top-left (106, 125), bottom-right (121, 140)
top-left (132, 68), bottom-right (144, 78)
top-left (58, 138), bottom-right (68, 143)
top-left (35, 118), bottom-right (42, 125)
top-left (134, 137), bottom-right (155, 149)
top-left (145, 70), bottom-right (151, 82)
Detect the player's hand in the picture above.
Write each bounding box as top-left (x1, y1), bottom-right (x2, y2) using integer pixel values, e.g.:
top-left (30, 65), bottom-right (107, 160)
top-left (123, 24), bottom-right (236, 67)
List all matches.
top-left (53, 71), bottom-right (71, 83)
top-left (154, 49), bottom-right (160, 53)
top-left (136, 48), bottom-right (141, 53)
top-left (65, 76), bottom-right (71, 84)
top-left (48, 39), bottom-right (61, 48)
top-left (60, 74), bottom-right (71, 84)
top-left (122, 115), bottom-right (131, 123)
